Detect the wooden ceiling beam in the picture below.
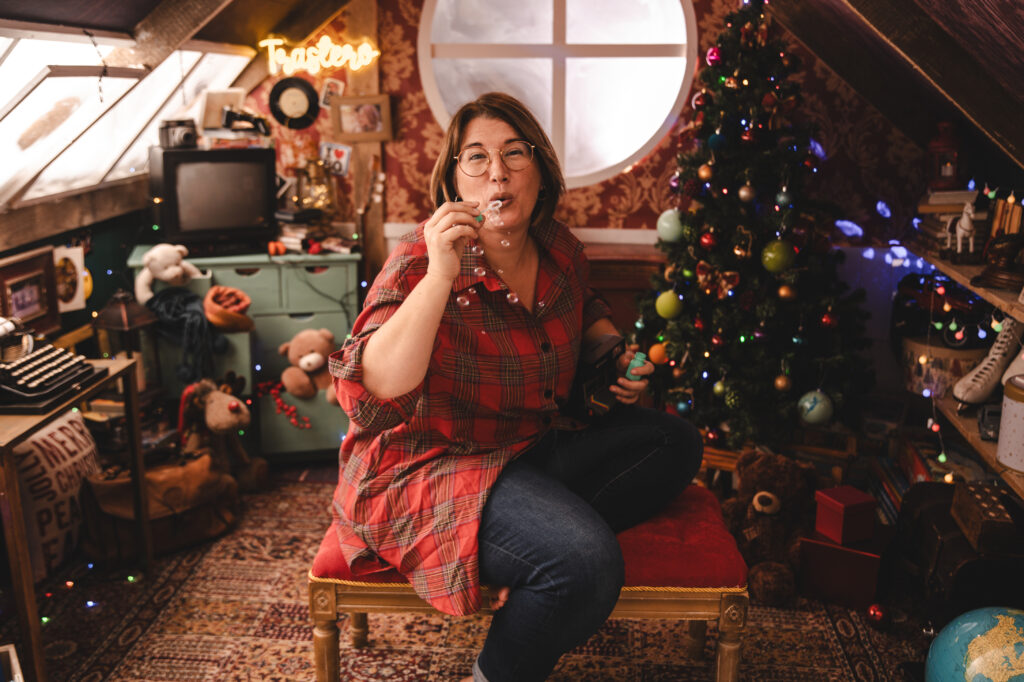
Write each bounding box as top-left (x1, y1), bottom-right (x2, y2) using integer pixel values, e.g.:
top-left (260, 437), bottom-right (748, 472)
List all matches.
top-left (104, 0), bottom-right (235, 70)
top-left (772, 0), bottom-right (1024, 172)
top-left (231, 0), bottom-right (349, 93)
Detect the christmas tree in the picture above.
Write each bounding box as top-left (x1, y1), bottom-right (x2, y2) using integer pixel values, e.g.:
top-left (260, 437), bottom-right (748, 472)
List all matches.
top-left (635, 0), bottom-right (872, 450)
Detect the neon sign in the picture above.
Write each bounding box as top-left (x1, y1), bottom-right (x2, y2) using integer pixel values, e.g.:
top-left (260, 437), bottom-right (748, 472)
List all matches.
top-left (258, 36), bottom-right (380, 76)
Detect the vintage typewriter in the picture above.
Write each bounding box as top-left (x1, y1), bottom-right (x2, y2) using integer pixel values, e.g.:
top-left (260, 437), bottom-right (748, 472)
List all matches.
top-left (0, 337), bottom-right (108, 414)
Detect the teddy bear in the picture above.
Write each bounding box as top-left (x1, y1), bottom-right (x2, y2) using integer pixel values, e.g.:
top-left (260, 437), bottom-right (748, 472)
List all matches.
top-left (134, 243), bottom-right (203, 305)
top-left (278, 328), bottom-right (339, 404)
top-left (179, 376), bottom-right (269, 492)
top-left (720, 450), bottom-right (818, 606)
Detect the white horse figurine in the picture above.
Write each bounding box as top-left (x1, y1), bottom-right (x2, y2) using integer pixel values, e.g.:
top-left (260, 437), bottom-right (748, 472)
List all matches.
top-left (945, 202), bottom-right (976, 253)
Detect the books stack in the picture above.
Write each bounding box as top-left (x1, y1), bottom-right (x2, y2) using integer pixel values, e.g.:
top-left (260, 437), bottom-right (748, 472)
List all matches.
top-left (914, 189), bottom-right (988, 253)
top-left (990, 194), bottom-right (1023, 235)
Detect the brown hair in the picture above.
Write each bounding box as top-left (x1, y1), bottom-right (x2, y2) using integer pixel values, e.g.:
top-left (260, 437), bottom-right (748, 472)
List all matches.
top-left (428, 92), bottom-right (565, 230)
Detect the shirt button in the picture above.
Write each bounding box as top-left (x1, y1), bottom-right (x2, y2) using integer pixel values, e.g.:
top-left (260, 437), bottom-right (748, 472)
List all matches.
top-left (544, 389), bottom-right (553, 398)
top-left (541, 342), bottom-right (552, 352)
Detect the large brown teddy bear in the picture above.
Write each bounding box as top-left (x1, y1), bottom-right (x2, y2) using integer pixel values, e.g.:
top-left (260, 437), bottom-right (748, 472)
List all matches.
top-left (278, 328), bottom-right (338, 404)
top-left (180, 377), bottom-right (270, 492)
top-left (720, 450), bottom-right (818, 606)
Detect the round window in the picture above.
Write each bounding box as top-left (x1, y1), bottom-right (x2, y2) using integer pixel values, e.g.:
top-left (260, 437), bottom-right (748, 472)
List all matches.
top-left (417, 0), bottom-right (698, 189)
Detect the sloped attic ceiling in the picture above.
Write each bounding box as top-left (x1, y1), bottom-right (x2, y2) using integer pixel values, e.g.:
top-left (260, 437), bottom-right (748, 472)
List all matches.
top-left (0, 0), bottom-right (346, 252)
top-left (770, 0), bottom-right (1024, 182)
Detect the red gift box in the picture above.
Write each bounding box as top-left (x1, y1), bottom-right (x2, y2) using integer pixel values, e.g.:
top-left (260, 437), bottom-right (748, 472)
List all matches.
top-left (815, 485), bottom-right (876, 545)
top-left (799, 530), bottom-right (889, 609)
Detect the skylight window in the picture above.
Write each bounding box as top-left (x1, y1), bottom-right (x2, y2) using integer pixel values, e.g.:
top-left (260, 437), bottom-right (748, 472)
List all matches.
top-left (0, 30), bottom-right (253, 210)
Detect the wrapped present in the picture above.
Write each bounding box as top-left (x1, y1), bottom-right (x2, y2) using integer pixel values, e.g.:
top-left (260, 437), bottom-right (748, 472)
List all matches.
top-left (815, 485), bottom-right (876, 546)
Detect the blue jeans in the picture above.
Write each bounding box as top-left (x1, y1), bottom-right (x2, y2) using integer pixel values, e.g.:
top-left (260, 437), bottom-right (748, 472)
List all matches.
top-left (473, 406), bottom-right (703, 682)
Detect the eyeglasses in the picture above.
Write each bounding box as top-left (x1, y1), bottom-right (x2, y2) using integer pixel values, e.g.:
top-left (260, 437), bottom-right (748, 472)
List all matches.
top-left (454, 141), bottom-right (535, 177)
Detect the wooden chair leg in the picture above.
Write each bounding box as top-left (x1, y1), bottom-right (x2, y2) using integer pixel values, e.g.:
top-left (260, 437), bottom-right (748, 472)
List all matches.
top-left (349, 612), bottom-right (369, 648)
top-left (309, 582), bottom-right (340, 682)
top-left (686, 619), bottom-right (707, 658)
top-left (715, 593), bottom-right (748, 682)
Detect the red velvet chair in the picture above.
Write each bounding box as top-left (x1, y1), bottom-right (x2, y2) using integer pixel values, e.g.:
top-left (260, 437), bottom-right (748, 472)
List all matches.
top-left (309, 484), bottom-right (748, 681)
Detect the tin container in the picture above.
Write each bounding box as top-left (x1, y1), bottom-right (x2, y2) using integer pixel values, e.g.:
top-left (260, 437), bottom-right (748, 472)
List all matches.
top-left (996, 375), bottom-right (1024, 472)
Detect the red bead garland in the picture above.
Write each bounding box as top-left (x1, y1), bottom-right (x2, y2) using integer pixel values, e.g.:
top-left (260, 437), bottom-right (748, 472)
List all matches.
top-left (255, 380), bottom-right (312, 429)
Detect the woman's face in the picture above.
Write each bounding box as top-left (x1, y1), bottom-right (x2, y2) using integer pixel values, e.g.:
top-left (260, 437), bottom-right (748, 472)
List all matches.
top-left (454, 116), bottom-right (541, 234)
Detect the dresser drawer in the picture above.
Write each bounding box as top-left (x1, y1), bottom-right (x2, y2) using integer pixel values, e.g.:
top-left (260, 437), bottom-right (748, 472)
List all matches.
top-left (254, 391), bottom-right (348, 461)
top-left (250, 311), bottom-right (350, 382)
top-left (279, 260), bottom-right (360, 313)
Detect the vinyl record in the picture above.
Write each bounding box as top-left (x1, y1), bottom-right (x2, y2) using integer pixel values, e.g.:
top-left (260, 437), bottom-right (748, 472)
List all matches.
top-left (269, 77), bottom-right (320, 129)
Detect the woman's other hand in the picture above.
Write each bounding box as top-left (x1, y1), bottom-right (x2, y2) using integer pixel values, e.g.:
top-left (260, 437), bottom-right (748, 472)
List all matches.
top-left (611, 346), bottom-right (652, 405)
top-left (423, 201), bottom-right (482, 280)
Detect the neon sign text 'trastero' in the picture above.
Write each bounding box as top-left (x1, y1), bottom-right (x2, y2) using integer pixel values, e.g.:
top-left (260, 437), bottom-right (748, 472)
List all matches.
top-left (258, 36), bottom-right (380, 76)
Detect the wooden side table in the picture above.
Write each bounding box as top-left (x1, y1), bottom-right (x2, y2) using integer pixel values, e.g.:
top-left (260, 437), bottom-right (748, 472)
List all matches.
top-left (0, 357), bottom-right (152, 682)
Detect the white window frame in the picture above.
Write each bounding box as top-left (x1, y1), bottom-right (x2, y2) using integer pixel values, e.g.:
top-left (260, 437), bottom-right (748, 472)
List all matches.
top-left (417, 0), bottom-right (698, 189)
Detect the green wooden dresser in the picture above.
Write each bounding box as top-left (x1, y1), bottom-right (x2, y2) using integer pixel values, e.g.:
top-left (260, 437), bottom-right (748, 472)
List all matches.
top-left (128, 246), bottom-right (361, 462)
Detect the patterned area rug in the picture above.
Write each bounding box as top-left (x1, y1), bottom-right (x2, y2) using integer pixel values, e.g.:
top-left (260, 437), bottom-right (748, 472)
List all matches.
top-left (3, 472), bottom-right (929, 681)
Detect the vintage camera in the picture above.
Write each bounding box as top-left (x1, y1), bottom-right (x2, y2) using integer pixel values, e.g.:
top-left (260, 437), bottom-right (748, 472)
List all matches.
top-left (565, 334), bottom-right (625, 421)
top-left (158, 119), bottom-right (198, 149)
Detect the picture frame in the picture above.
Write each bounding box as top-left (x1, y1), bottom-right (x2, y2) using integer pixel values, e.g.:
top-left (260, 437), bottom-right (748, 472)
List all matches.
top-left (320, 78), bottom-right (346, 108)
top-left (329, 94), bottom-right (392, 142)
top-left (0, 245), bottom-right (60, 335)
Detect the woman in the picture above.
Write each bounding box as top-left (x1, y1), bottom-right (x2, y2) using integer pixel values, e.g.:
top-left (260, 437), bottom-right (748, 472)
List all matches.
top-left (329, 92), bottom-right (703, 681)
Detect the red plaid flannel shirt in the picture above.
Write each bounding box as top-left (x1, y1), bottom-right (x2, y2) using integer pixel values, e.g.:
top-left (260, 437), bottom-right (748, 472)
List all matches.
top-left (328, 219), bottom-right (611, 616)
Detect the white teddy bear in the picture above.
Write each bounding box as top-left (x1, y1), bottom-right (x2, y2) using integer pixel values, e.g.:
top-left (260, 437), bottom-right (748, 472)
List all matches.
top-left (134, 243), bottom-right (203, 304)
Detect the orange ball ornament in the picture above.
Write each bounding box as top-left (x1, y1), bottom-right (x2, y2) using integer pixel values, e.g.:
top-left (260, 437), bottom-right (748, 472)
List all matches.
top-left (697, 163), bottom-right (713, 181)
top-left (648, 343), bottom-right (670, 365)
top-left (778, 284), bottom-right (796, 299)
top-left (774, 375), bottom-right (792, 391)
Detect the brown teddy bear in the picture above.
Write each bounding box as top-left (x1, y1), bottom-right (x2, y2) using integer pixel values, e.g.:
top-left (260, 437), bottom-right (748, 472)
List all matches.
top-left (720, 450), bottom-right (818, 606)
top-left (278, 328), bottom-right (339, 404)
top-left (179, 377), bottom-right (269, 492)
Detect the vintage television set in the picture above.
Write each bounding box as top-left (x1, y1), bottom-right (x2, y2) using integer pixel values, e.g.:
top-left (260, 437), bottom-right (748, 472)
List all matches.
top-left (148, 146), bottom-right (278, 252)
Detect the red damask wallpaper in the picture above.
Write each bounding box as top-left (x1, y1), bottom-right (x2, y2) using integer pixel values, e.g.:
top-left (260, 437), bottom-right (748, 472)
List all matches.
top-left (246, 0), bottom-right (928, 243)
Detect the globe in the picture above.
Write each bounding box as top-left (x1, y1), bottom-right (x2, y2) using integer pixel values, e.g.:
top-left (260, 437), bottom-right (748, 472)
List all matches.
top-left (925, 607), bottom-right (1024, 681)
top-left (797, 389), bottom-right (833, 424)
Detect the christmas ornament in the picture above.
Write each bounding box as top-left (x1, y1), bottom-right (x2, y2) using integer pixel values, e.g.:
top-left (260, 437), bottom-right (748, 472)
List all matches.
top-left (708, 128), bottom-right (726, 151)
top-left (706, 46), bottom-right (722, 66)
top-left (725, 390), bottom-right (741, 409)
top-left (664, 263), bottom-right (678, 281)
top-left (699, 231), bottom-right (718, 250)
top-left (777, 284), bottom-right (796, 299)
top-left (740, 127), bottom-right (755, 143)
top-left (738, 183), bottom-right (756, 202)
top-left (733, 243), bottom-right (750, 259)
top-left (821, 312), bottom-right (838, 328)
top-left (761, 239), bottom-right (796, 273)
top-left (656, 208), bottom-right (685, 242)
top-left (696, 261), bottom-right (740, 299)
top-left (668, 173), bottom-right (680, 191)
top-left (691, 90), bottom-right (710, 109)
top-left (713, 380), bottom-right (726, 396)
top-left (775, 186), bottom-right (792, 207)
top-left (697, 163), bottom-right (714, 181)
top-left (710, 333), bottom-right (724, 347)
top-left (797, 389), bottom-right (834, 425)
top-left (774, 374), bottom-right (791, 391)
top-left (694, 317), bottom-right (705, 331)
top-left (724, 76), bottom-right (738, 89)
top-left (655, 290), bottom-right (684, 319)
top-left (761, 91), bottom-right (778, 113)
top-left (672, 366), bottom-right (685, 379)
top-left (648, 343), bottom-right (669, 365)
top-left (865, 603), bottom-right (891, 630)
top-left (675, 400), bottom-right (692, 414)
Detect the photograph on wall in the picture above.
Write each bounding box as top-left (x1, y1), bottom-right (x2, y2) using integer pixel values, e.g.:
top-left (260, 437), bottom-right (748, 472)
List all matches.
top-left (330, 94), bottom-right (392, 142)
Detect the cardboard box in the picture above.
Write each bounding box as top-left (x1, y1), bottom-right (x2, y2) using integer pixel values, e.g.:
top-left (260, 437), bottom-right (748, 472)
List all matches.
top-left (815, 485), bottom-right (877, 545)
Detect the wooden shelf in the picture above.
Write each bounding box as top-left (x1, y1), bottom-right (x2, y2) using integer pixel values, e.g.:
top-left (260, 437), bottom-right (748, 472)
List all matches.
top-left (935, 396), bottom-right (1024, 499)
top-left (909, 247), bottom-right (1024, 322)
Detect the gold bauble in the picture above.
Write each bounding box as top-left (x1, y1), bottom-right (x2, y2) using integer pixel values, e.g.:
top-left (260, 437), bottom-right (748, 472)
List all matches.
top-left (774, 375), bottom-right (792, 391)
top-left (697, 163), bottom-right (713, 181)
top-left (778, 284), bottom-right (796, 299)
